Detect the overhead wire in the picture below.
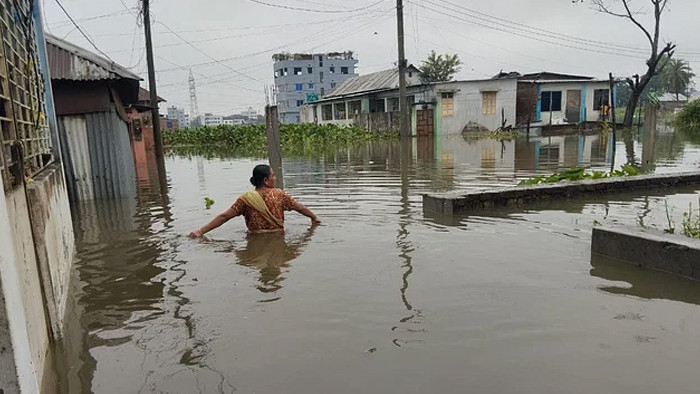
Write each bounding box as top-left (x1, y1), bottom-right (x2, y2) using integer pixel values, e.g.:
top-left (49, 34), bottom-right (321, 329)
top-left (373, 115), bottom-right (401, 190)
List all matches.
top-left (52, 0), bottom-right (115, 61)
top-left (414, 0), bottom-right (651, 59)
top-left (245, 0), bottom-right (385, 14)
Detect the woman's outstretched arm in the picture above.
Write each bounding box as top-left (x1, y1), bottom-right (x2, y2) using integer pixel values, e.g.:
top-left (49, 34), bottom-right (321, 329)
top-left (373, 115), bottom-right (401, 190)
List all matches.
top-left (189, 206), bottom-right (241, 238)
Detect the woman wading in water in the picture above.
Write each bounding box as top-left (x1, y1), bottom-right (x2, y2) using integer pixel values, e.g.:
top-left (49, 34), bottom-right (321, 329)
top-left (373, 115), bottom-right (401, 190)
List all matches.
top-left (189, 164), bottom-right (320, 238)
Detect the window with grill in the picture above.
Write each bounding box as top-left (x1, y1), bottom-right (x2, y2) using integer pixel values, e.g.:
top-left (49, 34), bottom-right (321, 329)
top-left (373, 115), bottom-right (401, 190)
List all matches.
top-left (341, 67), bottom-right (349, 74)
top-left (388, 97), bottom-right (400, 112)
top-left (0, 1), bottom-right (52, 192)
top-left (441, 92), bottom-right (454, 117)
top-left (593, 89), bottom-right (610, 110)
top-left (482, 91), bottom-right (497, 115)
top-left (294, 67), bottom-right (302, 75)
top-left (541, 91), bottom-right (562, 112)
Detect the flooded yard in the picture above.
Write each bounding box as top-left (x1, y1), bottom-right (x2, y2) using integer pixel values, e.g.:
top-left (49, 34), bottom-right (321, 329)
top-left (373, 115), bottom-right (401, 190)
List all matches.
top-left (57, 130), bottom-right (700, 393)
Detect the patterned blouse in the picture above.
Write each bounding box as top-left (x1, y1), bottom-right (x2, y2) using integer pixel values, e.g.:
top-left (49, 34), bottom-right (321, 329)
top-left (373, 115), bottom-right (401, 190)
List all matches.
top-left (231, 188), bottom-right (297, 232)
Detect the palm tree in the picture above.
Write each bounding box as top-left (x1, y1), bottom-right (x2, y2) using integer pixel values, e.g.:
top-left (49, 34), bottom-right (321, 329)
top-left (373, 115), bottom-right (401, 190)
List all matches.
top-left (660, 58), bottom-right (696, 101)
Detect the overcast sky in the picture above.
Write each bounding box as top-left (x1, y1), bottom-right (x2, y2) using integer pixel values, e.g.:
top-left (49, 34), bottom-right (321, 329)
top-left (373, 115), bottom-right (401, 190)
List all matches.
top-left (42, 0), bottom-right (700, 115)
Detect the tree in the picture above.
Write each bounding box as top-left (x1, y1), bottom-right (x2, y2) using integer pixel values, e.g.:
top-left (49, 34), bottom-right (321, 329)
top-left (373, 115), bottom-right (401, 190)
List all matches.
top-left (419, 51), bottom-right (461, 83)
top-left (589, 0), bottom-right (676, 128)
top-left (659, 58), bottom-right (696, 101)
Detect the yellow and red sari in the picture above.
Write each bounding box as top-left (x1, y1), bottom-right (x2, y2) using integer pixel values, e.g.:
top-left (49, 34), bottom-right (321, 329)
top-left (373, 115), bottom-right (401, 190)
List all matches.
top-left (231, 188), bottom-right (296, 233)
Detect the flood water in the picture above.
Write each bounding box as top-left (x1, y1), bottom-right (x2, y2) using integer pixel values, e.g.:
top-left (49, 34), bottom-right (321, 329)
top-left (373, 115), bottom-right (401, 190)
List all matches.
top-left (57, 128), bottom-right (700, 393)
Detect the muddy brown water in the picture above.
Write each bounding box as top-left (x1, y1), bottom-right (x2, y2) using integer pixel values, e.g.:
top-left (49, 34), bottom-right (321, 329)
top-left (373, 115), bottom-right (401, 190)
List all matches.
top-left (56, 132), bottom-right (700, 393)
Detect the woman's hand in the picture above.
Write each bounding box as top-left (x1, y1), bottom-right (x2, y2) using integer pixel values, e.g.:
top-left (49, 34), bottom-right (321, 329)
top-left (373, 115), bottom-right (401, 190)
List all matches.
top-left (188, 229), bottom-right (204, 238)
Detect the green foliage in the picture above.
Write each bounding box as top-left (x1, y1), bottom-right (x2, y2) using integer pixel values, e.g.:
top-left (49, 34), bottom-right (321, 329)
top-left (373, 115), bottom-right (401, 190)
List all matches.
top-left (419, 51), bottom-right (462, 83)
top-left (659, 58), bottom-right (696, 100)
top-left (204, 197), bottom-right (215, 209)
top-left (681, 201), bottom-right (700, 239)
top-left (675, 99), bottom-right (700, 133)
top-left (163, 124), bottom-right (397, 155)
top-left (518, 165), bottom-right (639, 186)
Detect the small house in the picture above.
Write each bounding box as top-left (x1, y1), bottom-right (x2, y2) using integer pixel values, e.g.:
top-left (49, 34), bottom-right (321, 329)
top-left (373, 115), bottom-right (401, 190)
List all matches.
top-left (301, 66), bottom-right (518, 136)
top-left (515, 72), bottom-right (613, 126)
top-left (47, 34), bottom-right (141, 201)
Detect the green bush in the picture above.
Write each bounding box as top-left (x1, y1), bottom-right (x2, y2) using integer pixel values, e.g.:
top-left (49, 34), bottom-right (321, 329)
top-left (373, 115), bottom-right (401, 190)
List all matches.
top-left (163, 123), bottom-right (397, 153)
top-left (675, 99), bottom-right (700, 133)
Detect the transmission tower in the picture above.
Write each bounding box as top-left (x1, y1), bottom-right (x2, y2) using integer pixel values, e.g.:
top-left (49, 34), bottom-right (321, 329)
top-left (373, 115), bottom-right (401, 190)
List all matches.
top-left (188, 69), bottom-right (200, 127)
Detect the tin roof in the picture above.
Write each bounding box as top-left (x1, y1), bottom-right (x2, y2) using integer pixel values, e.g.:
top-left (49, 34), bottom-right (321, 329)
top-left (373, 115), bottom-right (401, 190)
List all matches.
top-left (46, 34), bottom-right (141, 81)
top-left (325, 65), bottom-right (420, 98)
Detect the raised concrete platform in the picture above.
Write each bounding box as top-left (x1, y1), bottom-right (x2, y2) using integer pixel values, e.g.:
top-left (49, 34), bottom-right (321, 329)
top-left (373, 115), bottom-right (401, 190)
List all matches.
top-left (423, 171), bottom-right (700, 214)
top-left (591, 226), bottom-right (700, 281)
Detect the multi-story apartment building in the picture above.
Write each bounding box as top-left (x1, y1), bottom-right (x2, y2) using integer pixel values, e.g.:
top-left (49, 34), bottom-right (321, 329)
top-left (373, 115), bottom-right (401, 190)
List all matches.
top-left (167, 106), bottom-right (189, 128)
top-left (273, 51), bottom-right (358, 124)
top-left (203, 113), bottom-right (223, 127)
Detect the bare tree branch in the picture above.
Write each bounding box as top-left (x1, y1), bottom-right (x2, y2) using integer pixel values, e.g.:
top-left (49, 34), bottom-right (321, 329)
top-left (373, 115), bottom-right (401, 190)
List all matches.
top-left (592, 0), bottom-right (654, 49)
top-left (621, 0), bottom-right (655, 49)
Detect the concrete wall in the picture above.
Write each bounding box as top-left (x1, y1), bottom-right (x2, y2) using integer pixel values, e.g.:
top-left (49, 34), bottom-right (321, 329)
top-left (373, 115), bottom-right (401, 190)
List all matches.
top-left (26, 163), bottom-right (75, 338)
top-left (0, 188), bottom-right (48, 393)
top-left (592, 226), bottom-right (700, 281)
top-left (0, 163), bottom-right (75, 392)
top-left (435, 79), bottom-right (518, 134)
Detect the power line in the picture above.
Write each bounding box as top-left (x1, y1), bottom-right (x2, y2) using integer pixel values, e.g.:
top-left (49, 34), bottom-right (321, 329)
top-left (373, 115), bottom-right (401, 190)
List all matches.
top-left (154, 19), bottom-right (268, 85)
top-left (245, 0), bottom-right (385, 13)
top-left (48, 8), bottom-right (135, 27)
top-left (52, 0), bottom-right (115, 61)
top-left (415, 0), bottom-right (649, 59)
top-left (152, 7), bottom-right (391, 73)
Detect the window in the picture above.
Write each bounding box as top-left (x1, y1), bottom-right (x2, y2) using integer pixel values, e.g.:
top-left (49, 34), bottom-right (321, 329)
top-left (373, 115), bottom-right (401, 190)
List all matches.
top-left (320, 72), bottom-right (324, 83)
top-left (308, 67), bottom-right (313, 74)
top-left (297, 100), bottom-right (304, 107)
top-left (341, 67), bottom-right (349, 74)
top-left (441, 92), bottom-right (455, 117)
top-left (308, 83), bottom-right (314, 90)
top-left (593, 89), bottom-right (610, 110)
top-left (283, 68), bottom-right (288, 76)
top-left (541, 91), bottom-right (562, 112)
top-left (482, 91), bottom-right (497, 115)
top-left (349, 100), bottom-right (362, 115)
top-left (294, 67), bottom-right (302, 75)
top-left (329, 67), bottom-right (335, 74)
top-left (334, 102), bottom-right (347, 119)
top-left (322, 104), bottom-right (333, 120)
top-left (330, 82), bottom-right (337, 89)
top-left (369, 99), bottom-right (385, 113)
top-left (295, 84), bottom-right (303, 91)
top-left (388, 97), bottom-right (400, 112)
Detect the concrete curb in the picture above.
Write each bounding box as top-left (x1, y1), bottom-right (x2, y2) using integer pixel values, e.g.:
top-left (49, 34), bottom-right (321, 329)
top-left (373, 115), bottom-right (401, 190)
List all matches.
top-left (591, 226), bottom-right (700, 281)
top-left (423, 171), bottom-right (700, 214)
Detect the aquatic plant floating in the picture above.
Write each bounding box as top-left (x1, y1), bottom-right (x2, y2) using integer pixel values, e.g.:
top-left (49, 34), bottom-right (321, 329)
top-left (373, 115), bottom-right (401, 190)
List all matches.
top-left (205, 197), bottom-right (215, 209)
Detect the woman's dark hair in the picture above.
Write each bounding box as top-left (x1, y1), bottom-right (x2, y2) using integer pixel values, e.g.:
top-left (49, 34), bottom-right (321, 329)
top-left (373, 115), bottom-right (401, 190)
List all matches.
top-left (250, 164), bottom-right (272, 187)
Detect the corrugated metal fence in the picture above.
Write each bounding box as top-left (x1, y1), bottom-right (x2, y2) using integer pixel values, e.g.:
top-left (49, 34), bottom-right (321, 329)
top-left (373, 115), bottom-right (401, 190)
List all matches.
top-left (58, 109), bottom-right (135, 201)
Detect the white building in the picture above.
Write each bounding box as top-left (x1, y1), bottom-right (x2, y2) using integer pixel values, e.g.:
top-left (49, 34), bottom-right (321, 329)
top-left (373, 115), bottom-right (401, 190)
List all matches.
top-left (241, 106), bottom-right (259, 119)
top-left (204, 113), bottom-right (223, 127)
top-left (166, 106), bottom-right (189, 128)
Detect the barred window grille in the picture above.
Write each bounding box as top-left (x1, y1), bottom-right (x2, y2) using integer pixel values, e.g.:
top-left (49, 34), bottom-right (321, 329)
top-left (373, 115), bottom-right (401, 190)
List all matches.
top-left (0, 0), bottom-right (52, 192)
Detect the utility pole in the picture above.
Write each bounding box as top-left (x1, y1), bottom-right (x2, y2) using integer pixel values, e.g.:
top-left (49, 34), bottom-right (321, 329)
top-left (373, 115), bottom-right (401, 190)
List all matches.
top-left (609, 72), bottom-right (617, 170)
top-left (143, 0), bottom-right (164, 160)
top-left (396, 0), bottom-right (409, 138)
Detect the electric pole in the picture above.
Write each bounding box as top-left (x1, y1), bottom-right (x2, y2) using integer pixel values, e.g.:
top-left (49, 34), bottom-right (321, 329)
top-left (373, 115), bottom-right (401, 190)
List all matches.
top-left (143, 0), bottom-right (164, 159)
top-left (396, 0), bottom-right (409, 138)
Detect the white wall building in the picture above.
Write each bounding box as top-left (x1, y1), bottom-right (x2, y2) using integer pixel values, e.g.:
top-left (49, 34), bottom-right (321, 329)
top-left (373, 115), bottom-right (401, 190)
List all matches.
top-left (204, 113), bottom-right (223, 126)
top-left (167, 106), bottom-right (189, 128)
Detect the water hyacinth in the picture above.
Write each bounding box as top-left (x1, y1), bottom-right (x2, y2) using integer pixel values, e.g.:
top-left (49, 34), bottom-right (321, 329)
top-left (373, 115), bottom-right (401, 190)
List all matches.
top-left (163, 124), bottom-right (397, 155)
